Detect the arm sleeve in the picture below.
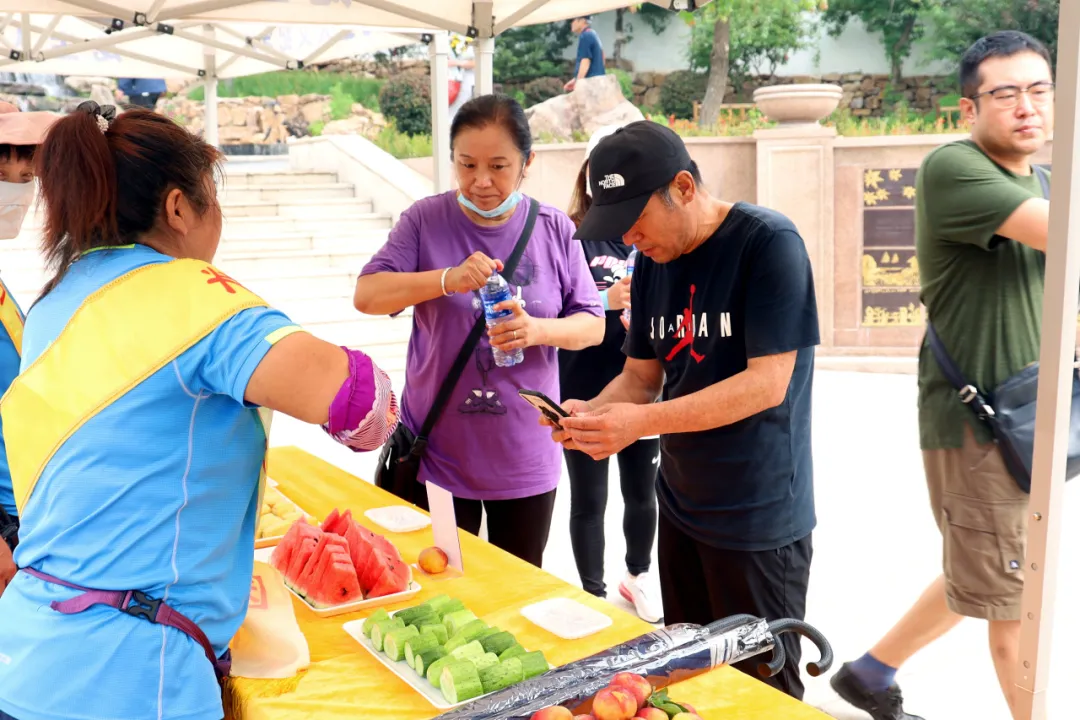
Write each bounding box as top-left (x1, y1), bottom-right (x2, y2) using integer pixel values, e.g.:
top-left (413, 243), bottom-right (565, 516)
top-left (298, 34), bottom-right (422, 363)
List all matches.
top-left (622, 264), bottom-right (657, 360)
top-left (744, 229), bottom-right (820, 359)
top-left (360, 207), bottom-right (421, 276)
top-left (921, 143), bottom-right (1043, 251)
top-left (194, 306), bottom-right (305, 405)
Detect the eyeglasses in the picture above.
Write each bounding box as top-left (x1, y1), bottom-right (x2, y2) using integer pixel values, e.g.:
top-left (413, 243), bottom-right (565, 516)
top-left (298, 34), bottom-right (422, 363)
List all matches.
top-left (969, 81), bottom-right (1055, 109)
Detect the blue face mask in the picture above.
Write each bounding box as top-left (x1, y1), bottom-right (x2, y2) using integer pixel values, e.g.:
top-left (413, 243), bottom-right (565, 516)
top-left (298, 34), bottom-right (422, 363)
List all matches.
top-left (458, 190), bottom-right (523, 219)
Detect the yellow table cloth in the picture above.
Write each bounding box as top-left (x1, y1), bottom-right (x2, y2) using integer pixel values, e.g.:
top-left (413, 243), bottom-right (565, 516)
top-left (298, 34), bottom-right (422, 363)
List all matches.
top-left (226, 447), bottom-right (830, 720)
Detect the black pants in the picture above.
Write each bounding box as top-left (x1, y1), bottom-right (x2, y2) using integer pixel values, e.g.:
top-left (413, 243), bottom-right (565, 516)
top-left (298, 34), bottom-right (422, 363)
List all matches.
top-left (565, 438), bottom-right (659, 596)
top-left (657, 511), bottom-right (813, 701)
top-left (416, 488), bottom-right (556, 568)
top-left (126, 92), bottom-right (161, 109)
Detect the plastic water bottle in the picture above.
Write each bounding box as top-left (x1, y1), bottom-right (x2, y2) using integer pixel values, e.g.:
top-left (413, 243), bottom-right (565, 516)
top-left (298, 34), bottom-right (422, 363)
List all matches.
top-left (480, 272), bottom-right (524, 367)
top-left (622, 248), bottom-right (638, 324)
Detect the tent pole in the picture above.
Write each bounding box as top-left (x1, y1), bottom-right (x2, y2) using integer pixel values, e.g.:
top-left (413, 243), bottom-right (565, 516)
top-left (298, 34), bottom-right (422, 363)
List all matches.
top-left (429, 31), bottom-right (452, 194)
top-left (203, 24), bottom-right (220, 148)
top-left (1015, 2), bottom-right (1080, 719)
top-left (476, 38), bottom-right (494, 96)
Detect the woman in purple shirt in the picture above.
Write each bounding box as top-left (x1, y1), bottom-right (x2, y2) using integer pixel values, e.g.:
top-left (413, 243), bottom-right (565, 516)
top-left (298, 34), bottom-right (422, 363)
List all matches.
top-left (355, 95), bottom-right (605, 566)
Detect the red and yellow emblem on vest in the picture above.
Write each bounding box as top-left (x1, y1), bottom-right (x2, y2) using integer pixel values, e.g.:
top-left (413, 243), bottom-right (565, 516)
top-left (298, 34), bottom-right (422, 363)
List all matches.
top-left (1, 259), bottom-right (269, 514)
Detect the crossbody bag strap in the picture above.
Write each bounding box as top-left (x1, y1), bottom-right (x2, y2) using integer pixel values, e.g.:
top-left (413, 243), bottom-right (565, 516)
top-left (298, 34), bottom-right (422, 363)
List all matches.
top-left (1035, 165), bottom-right (1050, 200)
top-left (412, 198), bottom-right (540, 450)
top-left (926, 322), bottom-right (997, 421)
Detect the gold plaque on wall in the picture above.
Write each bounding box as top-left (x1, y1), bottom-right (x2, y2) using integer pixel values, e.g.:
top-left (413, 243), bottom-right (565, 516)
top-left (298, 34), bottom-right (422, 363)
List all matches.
top-left (861, 167), bottom-right (922, 327)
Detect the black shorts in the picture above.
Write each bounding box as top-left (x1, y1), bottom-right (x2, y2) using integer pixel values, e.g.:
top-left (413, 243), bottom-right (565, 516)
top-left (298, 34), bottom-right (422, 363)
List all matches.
top-left (657, 511), bottom-right (813, 701)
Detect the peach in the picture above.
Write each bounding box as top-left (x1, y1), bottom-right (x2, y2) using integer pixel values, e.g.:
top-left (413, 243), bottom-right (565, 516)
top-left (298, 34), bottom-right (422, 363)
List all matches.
top-left (418, 546), bottom-right (448, 574)
top-left (592, 687), bottom-right (637, 720)
top-left (609, 672), bottom-right (652, 708)
top-left (634, 709), bottom-right (667, 720)
top-left (530, 707), bottom-right (573, 720)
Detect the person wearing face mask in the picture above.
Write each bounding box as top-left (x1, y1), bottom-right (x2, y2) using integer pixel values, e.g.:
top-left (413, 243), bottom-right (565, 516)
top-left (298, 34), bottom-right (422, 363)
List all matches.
top-left (559, 124), bottom-right (662, 622)
top-left (0, 102), bottom-right (398, 720)
top-left (354, 94), bottom-right (605, 568)
top-left (0, 103), bottom-right (59, 597)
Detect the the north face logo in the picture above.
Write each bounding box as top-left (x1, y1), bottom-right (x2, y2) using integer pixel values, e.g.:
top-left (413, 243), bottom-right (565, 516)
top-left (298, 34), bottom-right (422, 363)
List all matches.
top-left (599, 174), bottom-right (625, 189)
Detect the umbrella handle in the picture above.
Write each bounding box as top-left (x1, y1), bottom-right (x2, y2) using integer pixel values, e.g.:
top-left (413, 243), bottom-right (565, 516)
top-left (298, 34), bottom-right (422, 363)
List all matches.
top-left (704, 614), bottom-right (760, 634)
top-left (756, 638), bottom-right (787, 679)
top-left (766, 618), bottom-right (835, 677)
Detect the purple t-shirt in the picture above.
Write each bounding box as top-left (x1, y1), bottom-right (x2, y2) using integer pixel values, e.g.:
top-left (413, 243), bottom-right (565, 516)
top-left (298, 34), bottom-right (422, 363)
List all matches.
top-left (361, 192), bottom-right (603, 500)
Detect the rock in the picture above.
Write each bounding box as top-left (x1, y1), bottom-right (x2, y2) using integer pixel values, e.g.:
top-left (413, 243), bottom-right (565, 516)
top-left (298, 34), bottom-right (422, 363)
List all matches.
top-left (351, 103), bottom-right (372, 118)
top-left (582, 103), bottom-right (644, 137)
top-left (635, 72), bottom-right (655, 87)
top-left (525, 94), bottom-right (577, 141)
top-left (643, 86), bottom-right (662, 108)
top-left (652, 73), bottom-right (667, 88)
top-left (859, 76), bottom-right (875, 91)
top-left (371, 112), bottom-right (387, 127)
top-left (90, 84), bottom-right (114, 108)
top-left (526, 74), bottom-right (644, 141)
top-left (279, 94), bottom-right (301, 107)
top-left (231, 106), bottom-right (249, 126)
top-left (64, 76), bottom-right (116, 94)
top-left (631, 83), bottom-right (647, 95)
top-left (916, 87), bottom-right (933, 101)
top-left (849, 96), bottom-right (864, 109)
top-left (301, 101), bottom-right (329, 124)
top-left (823, 72), bottom-right (842, 83)
top-left (321, 116), bottom-right (373, 136)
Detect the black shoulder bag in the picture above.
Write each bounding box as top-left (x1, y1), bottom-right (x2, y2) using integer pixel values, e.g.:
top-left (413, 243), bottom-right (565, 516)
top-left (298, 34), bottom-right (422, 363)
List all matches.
top-left (926, 166), bottom-right (1080, 492)
top-left (373, 198), bottom-right (540, 505)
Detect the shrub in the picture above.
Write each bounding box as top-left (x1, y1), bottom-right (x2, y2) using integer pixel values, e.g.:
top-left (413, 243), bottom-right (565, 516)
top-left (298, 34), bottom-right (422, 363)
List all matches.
top-left (610, 68), bottom-right (634, 101)
top-left (659, 70), bottom-right (708, 120)
top-left (371, 123), bottom-right (433, 159)
top-left (379, 74), bottom-right (431, 137)
top-left (329, 83), bottom-right (353, 121)
top-left (522, 77), bottom-right (564, 107)
top-left (188, 72), bottom-right (384, 110)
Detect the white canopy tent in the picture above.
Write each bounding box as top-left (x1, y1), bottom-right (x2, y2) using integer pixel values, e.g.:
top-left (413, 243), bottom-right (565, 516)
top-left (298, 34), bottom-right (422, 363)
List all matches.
top-left (0, 1), bottom-right (708, 189)
top-left (0, 14), bottom-right (424, 147)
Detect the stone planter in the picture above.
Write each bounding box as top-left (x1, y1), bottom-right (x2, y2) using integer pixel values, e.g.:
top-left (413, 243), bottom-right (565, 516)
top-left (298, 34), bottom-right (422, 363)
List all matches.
top-left (753, 83), bottom-right (842, 125)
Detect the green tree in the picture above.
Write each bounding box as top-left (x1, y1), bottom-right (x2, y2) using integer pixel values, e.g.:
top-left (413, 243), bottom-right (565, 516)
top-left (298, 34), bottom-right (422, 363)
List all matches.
top-left (493, 23), bottom-right (574, 85)
top-left (822, 0), bottom-right (929, 83)
top-left (684, 0), bottom-right (819, 125)
top-left (923, 0), bottom-right (1058, 70)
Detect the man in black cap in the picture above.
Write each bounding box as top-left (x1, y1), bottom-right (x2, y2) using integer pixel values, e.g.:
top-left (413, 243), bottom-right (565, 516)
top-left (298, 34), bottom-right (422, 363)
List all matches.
top-left (550, 120), bottom-right (820, 700)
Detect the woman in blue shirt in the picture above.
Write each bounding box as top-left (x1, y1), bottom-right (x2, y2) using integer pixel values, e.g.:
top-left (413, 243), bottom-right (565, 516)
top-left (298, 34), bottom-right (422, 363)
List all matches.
top-left (0, 103), bottom-right (398, 720)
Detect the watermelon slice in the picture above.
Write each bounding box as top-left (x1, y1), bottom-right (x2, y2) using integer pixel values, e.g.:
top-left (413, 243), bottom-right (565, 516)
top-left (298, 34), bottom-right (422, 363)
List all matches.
top-left (367, 554), bottom-right (412, 598)
top-left (273, 507), bottom-right (408, 607)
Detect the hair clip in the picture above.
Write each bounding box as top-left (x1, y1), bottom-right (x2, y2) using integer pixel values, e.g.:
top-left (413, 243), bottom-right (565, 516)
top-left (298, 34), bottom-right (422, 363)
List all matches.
top-left (75, 100), bottom-right (118, 134)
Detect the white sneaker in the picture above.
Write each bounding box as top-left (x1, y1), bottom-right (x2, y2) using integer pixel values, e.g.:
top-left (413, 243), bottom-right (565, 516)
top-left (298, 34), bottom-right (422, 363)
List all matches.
top-left (619, 571), bottom-right (664, 624)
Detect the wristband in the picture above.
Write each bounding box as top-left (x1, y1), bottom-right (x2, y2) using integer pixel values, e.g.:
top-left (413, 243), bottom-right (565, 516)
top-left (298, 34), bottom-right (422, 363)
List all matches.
top-left (440, 267), bottom-right (454, 296)
top-left (600, 288), bottom-right (611, 312)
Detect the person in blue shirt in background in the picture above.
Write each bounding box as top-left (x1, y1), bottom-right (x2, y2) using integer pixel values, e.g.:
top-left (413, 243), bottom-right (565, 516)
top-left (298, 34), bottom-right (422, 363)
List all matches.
top-left (0, 103), bottom-right (58, 597)
top-left (117, 77), bottom-right (168, 109)
top-left (565, 15), bottom-right (606, 92)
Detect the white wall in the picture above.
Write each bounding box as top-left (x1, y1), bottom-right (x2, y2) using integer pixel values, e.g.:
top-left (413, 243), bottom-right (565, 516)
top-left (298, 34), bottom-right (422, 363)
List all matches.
top-left (568, 11), bottom-right (956, 78)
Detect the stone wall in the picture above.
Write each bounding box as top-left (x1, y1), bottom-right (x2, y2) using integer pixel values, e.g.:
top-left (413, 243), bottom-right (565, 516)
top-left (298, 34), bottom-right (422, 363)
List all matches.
top-left (158, 94), bottom-right (386, 145)
top-left (628, 71), bottom-right (958, 116)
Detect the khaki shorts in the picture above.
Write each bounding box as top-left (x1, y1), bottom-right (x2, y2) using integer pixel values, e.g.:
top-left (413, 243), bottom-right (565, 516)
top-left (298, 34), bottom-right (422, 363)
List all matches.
top-left (924, 425), bottom-right (1029, 621)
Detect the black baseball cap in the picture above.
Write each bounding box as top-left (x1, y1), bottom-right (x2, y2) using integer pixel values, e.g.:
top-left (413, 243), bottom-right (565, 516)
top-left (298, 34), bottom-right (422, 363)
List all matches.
top-left (574, 121), bottom-right (692, 241)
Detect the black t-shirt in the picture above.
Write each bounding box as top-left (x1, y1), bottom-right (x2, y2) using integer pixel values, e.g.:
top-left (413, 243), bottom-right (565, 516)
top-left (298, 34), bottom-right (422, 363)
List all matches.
top-left (624, 202), bottom-right (820, 551)
top-left (559, 240), bottom-right (632, 400)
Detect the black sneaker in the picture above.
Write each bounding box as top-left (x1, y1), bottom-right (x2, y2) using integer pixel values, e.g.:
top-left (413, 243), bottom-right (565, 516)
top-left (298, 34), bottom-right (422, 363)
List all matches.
top-left (830, 662), bottom-right (926, 720)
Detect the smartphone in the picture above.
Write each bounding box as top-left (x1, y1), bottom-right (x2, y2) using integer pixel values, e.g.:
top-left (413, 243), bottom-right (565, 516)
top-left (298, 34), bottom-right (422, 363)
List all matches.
top-left (518, 389), bottom-right (570, 427)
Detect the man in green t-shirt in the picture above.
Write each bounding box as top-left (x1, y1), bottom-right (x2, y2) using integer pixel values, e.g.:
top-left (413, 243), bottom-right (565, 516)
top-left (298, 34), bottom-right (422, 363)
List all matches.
top-left (831, 31), bottom-right (1053, 720)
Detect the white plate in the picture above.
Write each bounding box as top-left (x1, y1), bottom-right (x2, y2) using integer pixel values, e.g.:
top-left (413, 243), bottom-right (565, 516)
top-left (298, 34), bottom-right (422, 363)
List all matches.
top-left (519, 597), bottom-right (612, 640)
top-left (344, 611), bottom-right (550, 710)
top-left (364, 506), bottom-right (432, 533)
top-left (285, 580), bottom-right (422, 618)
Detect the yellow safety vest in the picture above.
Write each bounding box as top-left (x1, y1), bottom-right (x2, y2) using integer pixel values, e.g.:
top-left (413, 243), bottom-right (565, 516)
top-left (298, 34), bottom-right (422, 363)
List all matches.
top-left (1, 258), bottom-right (281, 515)
top-left (0, 274), bottom-right (23, 356)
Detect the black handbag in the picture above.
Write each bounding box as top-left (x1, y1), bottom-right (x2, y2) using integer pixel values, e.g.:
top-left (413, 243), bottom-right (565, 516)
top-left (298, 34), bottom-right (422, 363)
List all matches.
top-left (373, 198), bottom-right (540, 505)
top-left (924, 166), bottom-right (1080, 492)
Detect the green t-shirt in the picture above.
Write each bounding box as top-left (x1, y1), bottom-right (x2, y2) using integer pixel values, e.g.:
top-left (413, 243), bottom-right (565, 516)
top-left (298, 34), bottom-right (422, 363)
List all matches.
top-left (916, 139), bottom-right (1047, 450)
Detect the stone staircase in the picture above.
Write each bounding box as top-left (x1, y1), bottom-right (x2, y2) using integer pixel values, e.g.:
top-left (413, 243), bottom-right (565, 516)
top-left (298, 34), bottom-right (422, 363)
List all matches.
top-left (3, 166), bottom-right (411, 374)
